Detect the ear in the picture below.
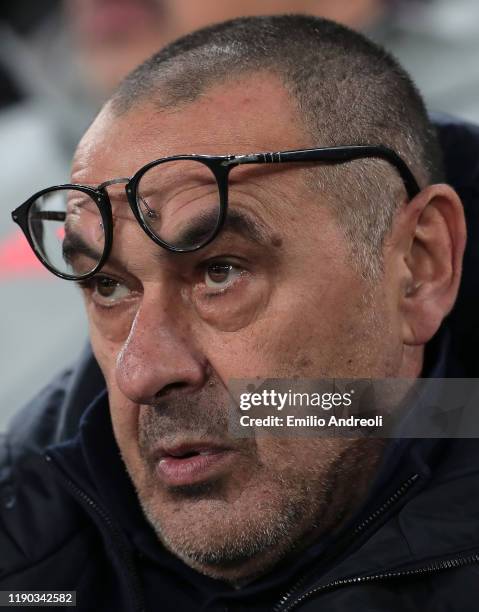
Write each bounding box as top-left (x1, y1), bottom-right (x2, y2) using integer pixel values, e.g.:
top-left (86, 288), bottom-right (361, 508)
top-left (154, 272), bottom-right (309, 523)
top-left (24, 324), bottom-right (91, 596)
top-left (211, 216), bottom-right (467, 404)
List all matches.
top-left (397, 184), bottom-right (466, 346)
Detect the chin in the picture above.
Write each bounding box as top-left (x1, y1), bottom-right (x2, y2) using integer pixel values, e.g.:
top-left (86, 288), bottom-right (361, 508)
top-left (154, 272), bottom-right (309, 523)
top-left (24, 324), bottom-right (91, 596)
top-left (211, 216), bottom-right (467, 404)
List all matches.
top-left (135, 478), bottom-right (310, 582)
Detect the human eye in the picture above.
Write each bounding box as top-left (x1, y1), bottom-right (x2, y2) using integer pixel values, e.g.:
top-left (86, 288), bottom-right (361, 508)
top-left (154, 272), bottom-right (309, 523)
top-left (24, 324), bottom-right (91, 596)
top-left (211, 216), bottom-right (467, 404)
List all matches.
top-left (202, 260), bottom-right (244, 293)
top-left (77, 275), bottom-right (131, 307)
top-left (192, 254), bottom-right (265, 330)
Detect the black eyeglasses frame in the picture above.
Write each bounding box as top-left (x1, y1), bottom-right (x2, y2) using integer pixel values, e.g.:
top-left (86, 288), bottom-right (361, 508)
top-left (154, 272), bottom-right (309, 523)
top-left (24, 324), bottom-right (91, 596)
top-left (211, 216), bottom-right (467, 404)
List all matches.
top-left (11, 144), bottom-right (420, 281)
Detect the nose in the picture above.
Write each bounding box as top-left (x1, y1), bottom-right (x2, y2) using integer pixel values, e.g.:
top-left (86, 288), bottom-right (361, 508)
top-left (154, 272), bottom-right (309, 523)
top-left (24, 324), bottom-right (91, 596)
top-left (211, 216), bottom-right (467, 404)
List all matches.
top-left (115, 295), bottom-right (207, 405)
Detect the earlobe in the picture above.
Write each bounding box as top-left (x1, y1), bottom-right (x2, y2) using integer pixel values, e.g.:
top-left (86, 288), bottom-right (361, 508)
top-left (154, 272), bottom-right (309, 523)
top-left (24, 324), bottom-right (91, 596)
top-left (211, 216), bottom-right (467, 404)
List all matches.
top-left (400, 184), bottom-right (466, 346)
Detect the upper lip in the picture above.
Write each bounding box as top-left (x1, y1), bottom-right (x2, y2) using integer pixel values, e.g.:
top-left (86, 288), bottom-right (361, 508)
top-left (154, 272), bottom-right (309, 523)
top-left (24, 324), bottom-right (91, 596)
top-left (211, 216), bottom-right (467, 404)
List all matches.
top-left (155, 441), bottom-right (232, 459)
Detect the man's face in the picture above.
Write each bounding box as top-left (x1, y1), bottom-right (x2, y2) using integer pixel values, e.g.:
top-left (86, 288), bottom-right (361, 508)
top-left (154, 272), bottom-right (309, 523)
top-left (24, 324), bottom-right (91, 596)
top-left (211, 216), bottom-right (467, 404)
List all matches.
top-left (72, 74), bottom-right (401, 582)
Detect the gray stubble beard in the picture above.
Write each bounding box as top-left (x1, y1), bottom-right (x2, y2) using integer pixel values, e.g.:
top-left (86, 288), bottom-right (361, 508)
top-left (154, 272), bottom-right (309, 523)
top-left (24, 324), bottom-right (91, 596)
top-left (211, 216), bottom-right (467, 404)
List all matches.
top-left (131, 437), bottom-right (385, 583)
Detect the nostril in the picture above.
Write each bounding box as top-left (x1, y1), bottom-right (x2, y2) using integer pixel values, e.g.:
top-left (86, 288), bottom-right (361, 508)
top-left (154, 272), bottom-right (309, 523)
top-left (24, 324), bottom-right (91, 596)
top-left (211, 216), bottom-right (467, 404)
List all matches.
top-left (154, 381), bottom-right (189, 400)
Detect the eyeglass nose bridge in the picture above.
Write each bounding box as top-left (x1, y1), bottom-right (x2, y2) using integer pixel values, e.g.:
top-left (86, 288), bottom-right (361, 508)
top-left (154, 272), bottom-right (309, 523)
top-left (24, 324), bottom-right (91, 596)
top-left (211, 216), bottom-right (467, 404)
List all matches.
top-left (96, 177), bottom-right (131, 191)
top-left (96, 176), bottom-right (159, 222)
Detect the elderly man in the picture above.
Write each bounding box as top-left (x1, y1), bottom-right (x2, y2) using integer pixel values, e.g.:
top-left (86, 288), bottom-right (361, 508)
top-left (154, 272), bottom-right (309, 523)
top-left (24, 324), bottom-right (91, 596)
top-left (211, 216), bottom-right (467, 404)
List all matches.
top-left (3, 14), bottom-right (479, 612)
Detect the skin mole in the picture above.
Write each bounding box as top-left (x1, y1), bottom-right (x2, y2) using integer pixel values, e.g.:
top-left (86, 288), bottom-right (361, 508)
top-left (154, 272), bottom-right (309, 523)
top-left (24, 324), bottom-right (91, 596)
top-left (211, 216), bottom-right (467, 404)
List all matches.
top-left (297, 356), bottom-right (313, 369)
top-left (271, 234), bottom-right (283, 248)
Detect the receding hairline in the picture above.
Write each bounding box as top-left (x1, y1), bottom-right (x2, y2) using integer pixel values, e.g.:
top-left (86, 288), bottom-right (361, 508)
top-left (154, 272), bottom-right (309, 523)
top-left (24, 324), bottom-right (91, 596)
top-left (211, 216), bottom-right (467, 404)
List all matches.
top-left (110, 66), bottom-right (292, 114)
top-left (105, 13), bottom-right (444, 279)
top-left (108, 13), bottom-right (442, 182)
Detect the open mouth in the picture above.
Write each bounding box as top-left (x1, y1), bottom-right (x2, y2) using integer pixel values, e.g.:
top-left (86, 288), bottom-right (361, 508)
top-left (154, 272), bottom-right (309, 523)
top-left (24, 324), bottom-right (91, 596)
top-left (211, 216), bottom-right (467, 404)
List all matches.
top-left (155, 444), bottom-right (233, 486)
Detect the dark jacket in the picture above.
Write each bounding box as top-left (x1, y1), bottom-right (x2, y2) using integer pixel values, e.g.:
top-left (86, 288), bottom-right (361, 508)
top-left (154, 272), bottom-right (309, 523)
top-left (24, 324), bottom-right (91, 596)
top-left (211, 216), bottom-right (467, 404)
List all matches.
top-left (1, 116), bottom-right (479, 611)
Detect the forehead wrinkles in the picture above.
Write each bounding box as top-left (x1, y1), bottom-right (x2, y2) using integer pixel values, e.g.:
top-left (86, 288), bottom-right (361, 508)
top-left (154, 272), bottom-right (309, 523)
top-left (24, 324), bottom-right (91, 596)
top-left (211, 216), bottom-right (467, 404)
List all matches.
top-left (228, 162), bottom-right (320, 223)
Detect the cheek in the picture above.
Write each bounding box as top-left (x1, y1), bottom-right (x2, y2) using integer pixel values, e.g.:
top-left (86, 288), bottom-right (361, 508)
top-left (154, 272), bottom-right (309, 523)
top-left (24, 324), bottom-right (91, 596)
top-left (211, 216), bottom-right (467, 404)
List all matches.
top-left (108, 384), bottom-right (142, 475)
top-left (87, 305), bottom-right (124, 383)
top-left (86, 301), bottom-right (138, 345)
top-left (108, 385), bottom-right (135, 428)
top-left (87, 310), bottom-right (139, 453)
top-left (191, 272), bottom-right (272, 333)
top-left (254, 436), bottom-right (349, 480)
top-left (206, 277), bottom-right (390, 381)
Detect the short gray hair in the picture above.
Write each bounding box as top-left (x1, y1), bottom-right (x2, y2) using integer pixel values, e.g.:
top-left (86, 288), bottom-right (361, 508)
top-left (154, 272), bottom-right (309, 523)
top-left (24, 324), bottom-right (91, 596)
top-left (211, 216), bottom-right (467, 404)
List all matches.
top-left (110, 15), bottom-right (444, 279)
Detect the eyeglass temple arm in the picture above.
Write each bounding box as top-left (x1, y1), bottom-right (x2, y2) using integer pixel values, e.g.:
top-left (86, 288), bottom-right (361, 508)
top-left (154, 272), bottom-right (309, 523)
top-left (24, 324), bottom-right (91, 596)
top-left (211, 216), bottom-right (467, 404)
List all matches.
top-left (29, 211), bottom-right (66, 221)
top-left (224, 145), bottom-right (420, 200)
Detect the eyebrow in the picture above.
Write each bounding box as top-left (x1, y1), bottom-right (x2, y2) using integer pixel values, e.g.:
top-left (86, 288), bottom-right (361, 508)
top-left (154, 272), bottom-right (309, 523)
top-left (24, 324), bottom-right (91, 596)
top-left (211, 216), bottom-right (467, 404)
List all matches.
top-left (62, 231), bottom-right (114, 271)
top-left (176, 208), bottom-right (272, 249)
top-left (62, 208), bottom-right (273, 274)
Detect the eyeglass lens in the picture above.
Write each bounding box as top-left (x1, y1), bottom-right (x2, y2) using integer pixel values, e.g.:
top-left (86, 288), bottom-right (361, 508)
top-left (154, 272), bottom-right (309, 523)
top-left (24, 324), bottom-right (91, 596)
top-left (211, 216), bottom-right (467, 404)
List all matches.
top-left (26, 159), bottom-right (222, 278)
top-left (28, 188), bottom-right (105, 278)
top-left (135, 159), bottom-right (221, 250)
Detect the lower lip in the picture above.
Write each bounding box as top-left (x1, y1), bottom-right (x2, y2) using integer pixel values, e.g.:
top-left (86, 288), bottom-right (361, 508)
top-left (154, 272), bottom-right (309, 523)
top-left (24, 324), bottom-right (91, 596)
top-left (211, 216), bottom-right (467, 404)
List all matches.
top-left (156, 451), bottom-right (232, 486)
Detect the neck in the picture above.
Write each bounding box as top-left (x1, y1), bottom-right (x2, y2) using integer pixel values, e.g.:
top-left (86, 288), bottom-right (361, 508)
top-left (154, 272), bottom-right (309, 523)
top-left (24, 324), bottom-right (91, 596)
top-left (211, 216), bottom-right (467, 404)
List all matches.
top-left (400, 344), bottom-right (425, 378)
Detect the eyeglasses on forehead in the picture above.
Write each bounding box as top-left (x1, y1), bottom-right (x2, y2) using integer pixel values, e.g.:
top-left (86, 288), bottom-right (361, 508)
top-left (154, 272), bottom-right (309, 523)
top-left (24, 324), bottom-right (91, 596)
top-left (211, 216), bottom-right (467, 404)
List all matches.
top-left (11, 145), bottom-right (420, 281)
